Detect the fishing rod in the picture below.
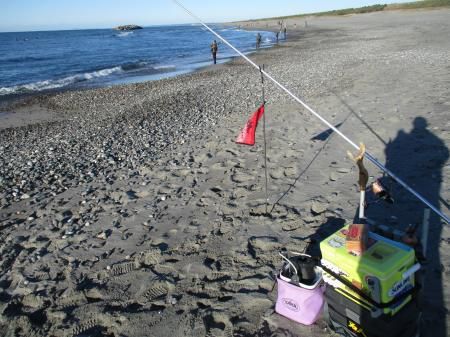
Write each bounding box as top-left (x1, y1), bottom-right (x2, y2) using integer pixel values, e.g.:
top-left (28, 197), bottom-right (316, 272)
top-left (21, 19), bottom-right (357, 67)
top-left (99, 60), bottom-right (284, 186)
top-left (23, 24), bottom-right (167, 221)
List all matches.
top-left (171, 0), bottom-right (450, 225)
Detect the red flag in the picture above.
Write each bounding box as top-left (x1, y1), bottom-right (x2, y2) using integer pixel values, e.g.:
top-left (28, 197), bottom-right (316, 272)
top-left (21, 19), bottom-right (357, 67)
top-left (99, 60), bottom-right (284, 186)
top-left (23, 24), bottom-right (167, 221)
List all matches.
top-left (235, 105), bottom-right (265, 146)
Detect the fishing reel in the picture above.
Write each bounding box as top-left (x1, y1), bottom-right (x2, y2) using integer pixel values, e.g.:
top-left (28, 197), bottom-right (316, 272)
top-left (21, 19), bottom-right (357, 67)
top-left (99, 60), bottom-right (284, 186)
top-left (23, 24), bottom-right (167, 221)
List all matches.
top-left (371, 178), bottom-right (394, 204)
top-left (365, 177), bottom-right (394, 208)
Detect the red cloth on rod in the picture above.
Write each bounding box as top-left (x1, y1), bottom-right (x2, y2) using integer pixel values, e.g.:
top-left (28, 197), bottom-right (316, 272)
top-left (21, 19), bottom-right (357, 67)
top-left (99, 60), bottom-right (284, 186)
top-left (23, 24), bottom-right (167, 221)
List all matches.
top-left (235, 105), bottom-right (265, 146)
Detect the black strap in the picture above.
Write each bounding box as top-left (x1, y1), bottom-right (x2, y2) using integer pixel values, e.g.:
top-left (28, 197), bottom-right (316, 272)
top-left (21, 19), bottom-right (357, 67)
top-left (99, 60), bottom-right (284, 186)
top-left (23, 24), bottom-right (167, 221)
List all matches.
top-left (320, 264), bottom-right (419, 309)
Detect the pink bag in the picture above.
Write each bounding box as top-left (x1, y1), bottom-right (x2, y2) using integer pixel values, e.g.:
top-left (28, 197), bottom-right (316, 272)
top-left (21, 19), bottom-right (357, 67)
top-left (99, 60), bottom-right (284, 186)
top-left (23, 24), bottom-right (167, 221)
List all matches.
top-left (275, 255), bottom-right (325, 325)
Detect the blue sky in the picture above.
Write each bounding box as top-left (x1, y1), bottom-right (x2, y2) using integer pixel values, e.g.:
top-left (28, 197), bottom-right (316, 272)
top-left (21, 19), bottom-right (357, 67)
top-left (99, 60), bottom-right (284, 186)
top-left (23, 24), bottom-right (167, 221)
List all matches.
top-left (1, 0), bottom-right (413, 32)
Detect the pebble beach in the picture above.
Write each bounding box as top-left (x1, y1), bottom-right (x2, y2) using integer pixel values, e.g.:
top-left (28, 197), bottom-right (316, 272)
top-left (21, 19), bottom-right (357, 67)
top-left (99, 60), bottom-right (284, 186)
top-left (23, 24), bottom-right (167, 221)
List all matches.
top-left (0, 8), bottom-right (449, 337)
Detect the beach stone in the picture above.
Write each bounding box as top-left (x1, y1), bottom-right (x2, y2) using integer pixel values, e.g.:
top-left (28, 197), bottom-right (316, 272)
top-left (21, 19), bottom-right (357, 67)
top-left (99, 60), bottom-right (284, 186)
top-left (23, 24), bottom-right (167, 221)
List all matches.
top-left (96, 231), bottom-right (108, 240)
top-left (282, 222), bottom-right (302, 231)
top-left (211, 312), bottom-right (231, 326)
top-left (311, 201), bottom-right (327, 215)
top-left (259, 279), bottom-right (275, 292)
top-left (329, 172), bottom-right (338, 181)
top-left (126, 190), bottom-right (138, 200)
top-left (85, 288), bottom-right (104, 300)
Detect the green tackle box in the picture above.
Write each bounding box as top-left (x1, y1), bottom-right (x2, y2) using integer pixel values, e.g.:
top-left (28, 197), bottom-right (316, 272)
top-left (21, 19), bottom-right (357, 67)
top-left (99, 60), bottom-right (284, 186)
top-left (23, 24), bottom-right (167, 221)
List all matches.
top-left (320, 225), bottom-right (419, 315)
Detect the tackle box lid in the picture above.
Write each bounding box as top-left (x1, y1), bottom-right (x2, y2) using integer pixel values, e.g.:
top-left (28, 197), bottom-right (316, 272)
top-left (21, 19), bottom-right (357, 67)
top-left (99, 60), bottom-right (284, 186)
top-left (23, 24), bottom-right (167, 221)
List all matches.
top-left (320, 226), bottom-right (415, 279)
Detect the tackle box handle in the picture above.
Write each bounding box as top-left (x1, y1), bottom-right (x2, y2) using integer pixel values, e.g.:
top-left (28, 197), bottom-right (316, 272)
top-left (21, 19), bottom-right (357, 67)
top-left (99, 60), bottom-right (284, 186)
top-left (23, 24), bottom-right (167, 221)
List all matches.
top-left (402, 263), bottom-right (421, 280)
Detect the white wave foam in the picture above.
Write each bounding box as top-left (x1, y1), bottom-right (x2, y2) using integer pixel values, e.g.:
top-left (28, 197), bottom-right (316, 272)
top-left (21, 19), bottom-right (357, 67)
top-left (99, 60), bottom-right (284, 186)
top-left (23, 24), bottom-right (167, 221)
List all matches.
top-left (116, 31), bottom-right (133, 37)
top-left (153, 65), bottom-right (176, 70)
top-left (0, 66), bottom-right (123, 96)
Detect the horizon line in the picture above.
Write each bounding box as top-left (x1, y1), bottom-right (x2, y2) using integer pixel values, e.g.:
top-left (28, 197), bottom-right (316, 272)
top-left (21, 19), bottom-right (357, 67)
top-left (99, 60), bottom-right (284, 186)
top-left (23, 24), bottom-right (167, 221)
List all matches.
top-left (0, 22), bottom-right (220, 34)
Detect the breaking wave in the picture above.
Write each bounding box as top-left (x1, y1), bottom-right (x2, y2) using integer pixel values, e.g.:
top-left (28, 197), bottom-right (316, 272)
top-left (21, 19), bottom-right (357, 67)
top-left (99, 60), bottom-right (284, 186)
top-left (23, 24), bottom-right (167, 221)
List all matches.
top-left (115, 31), bottom-right (134, 38)
top-left (0, 62), bottom-right (178, 96)
top-left (154, 65), bottom-right (176, 70)
top-left (0, 66), bottom-right (123, 95)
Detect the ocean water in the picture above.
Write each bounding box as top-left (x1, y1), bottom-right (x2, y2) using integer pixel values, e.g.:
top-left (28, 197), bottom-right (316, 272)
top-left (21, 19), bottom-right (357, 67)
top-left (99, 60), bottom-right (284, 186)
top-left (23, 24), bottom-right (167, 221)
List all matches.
top-left (0, 25), bottom-right (275, 97)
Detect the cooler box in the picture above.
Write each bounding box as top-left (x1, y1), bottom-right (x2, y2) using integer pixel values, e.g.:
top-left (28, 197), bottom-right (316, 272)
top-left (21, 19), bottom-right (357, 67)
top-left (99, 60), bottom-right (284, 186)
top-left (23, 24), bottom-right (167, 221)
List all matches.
top-left (320, 225), bottom-right (418, 315)
top-left (325, 286), bottom-right (419, 337)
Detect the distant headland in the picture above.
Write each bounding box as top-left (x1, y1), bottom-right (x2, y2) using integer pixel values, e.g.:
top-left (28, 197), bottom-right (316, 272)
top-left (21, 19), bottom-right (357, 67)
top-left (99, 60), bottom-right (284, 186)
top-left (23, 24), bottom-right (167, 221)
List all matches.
top-left (114, 25), bottom-right (143, 31)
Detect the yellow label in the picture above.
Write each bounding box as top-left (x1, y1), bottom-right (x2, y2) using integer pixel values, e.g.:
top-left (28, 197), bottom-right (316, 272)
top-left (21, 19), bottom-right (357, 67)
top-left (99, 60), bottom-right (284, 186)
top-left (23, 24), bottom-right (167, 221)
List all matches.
top-left (347, 319), bottom-right (368, 337)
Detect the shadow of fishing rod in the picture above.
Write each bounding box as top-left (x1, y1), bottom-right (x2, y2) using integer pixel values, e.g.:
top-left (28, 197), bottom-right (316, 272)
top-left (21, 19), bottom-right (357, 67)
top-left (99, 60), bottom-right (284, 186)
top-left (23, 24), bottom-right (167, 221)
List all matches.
top-left (269, 111), bottom-right (352, 214)
top-left (331, 91), bottom-right (388, 146)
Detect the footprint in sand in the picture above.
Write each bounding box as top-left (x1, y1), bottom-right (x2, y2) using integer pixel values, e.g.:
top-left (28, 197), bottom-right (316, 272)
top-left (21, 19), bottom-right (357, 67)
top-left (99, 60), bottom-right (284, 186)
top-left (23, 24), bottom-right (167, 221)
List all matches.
top-left (138, 281), bottom-right (171, 303)
top-left (69, 313), bottom-right (118, 337)
top-left (56, 291), bottom-right (88, 309)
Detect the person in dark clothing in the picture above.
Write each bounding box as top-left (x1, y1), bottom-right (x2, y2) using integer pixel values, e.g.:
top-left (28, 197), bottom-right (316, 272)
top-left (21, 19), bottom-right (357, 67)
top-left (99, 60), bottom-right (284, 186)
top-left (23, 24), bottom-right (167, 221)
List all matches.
top-left (275, 31), bottom-right (279, 44)
top-left (256, 33), bottom-right (262, 49)
top-left (211, 40), bottom-right (218, 64)
top-left (283, 27), bottom-right (287, 40)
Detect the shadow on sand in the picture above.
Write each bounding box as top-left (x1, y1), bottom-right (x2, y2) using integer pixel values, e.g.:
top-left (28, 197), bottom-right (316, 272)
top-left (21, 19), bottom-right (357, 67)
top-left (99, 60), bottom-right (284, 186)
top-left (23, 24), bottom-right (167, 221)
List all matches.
top-left (279, 93), bottom-right (448, 336)
top-left (378, 117), bottom-right (448, 337)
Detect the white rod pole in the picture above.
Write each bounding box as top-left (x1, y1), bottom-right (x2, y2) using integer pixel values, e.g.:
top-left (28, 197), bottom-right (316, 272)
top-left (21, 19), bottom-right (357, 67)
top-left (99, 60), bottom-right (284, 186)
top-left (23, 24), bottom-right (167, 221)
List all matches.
top-left (421, 208), bottom-right (431, 257)
top-left (359, 191), bottom-right (366, 220)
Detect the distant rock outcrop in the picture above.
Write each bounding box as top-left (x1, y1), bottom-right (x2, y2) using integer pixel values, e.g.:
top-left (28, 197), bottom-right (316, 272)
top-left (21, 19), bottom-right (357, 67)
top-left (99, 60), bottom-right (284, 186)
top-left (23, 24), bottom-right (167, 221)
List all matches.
top-left (114, 25), bottom-right (143, 31)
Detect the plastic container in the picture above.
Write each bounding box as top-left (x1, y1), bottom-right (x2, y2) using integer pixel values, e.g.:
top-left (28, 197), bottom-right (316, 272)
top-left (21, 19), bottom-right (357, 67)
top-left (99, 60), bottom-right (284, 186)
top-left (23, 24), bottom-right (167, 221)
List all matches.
top-left (275, 267), bottom-right (325, 325)
top-left (320, 225), bottom-right (418, 315)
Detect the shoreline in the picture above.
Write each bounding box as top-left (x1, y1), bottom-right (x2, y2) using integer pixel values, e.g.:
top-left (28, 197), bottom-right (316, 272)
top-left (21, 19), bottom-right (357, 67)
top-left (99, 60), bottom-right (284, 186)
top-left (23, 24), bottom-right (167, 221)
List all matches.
top-left (1, 8), bottom-right (449, 337)
top-left (0, 25), bottom-right (276, 103)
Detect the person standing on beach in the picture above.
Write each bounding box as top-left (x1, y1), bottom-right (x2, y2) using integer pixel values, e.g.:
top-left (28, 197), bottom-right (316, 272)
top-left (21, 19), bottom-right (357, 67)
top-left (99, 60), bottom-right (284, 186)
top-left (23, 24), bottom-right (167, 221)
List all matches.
top-left (211, 40), bottom-right (218, 64)
top-left (275, 31), bottom-right (279, 44)
top-left (283, 27), bottom-right (287, 40)
top-left (256, 33), bottom-right (262, 49)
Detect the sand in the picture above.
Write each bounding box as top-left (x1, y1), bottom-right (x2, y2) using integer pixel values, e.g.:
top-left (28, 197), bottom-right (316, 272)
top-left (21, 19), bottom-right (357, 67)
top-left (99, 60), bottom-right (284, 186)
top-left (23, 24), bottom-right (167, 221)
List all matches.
top-left (0, 8), bottom-right (449, 337)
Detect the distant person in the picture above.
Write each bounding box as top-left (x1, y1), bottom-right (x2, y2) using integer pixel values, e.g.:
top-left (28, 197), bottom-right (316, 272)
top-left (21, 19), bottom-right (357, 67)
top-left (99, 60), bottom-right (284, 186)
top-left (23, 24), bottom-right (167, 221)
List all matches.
top-left (275, 31), bottom-right (279, 44)
top-left (283, 27), bottom-right (287, 40)
top-left (256, 33), bottom-right (262, 49)
top-left (210, 40), bottom-right (218, 64)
